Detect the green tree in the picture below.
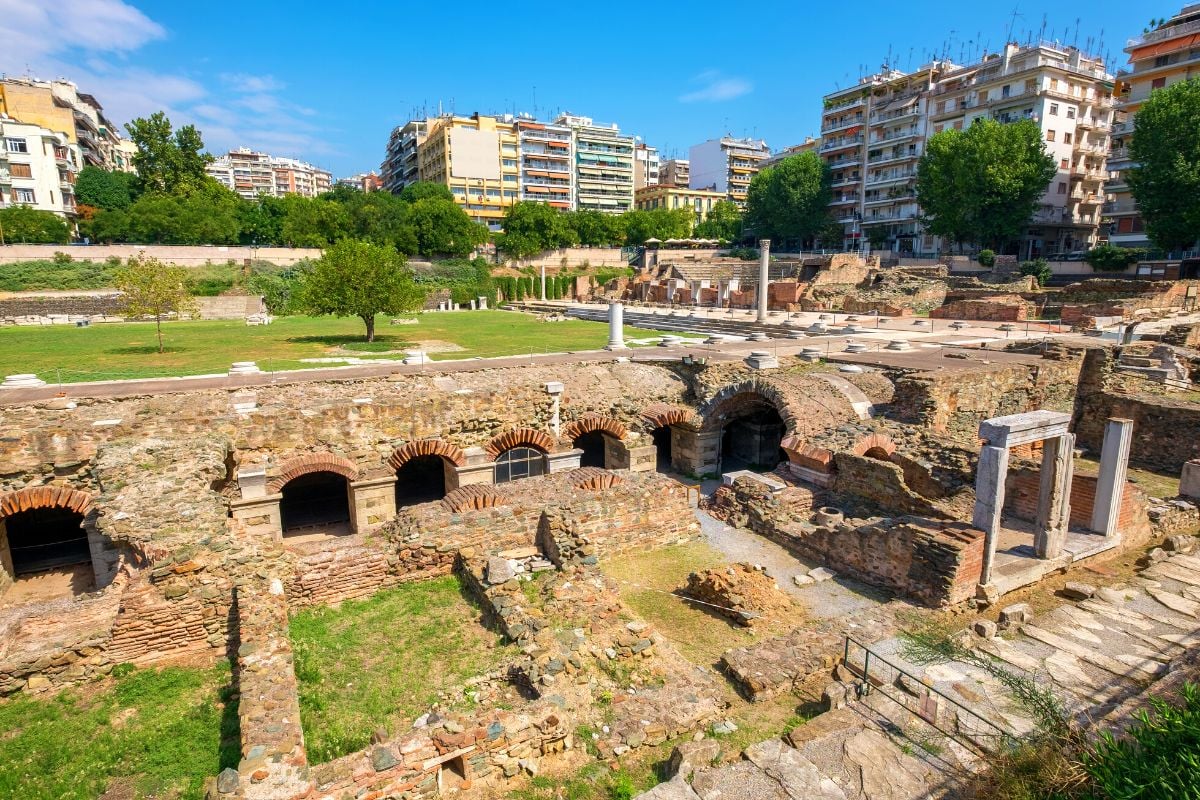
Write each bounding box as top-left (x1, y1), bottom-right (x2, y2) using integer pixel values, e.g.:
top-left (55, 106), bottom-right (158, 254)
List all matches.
top-left (498, 202), bottom-right (579, 257)
top-left (1127, 78), bottom-right (1200, 251)
top-left (398, 181), bottom-right (454, 204)
top-left (124, 111), bottom-right (213, 195)
top-left (916, 118), bottom-right (1056, 250)
top-left (620, 208), bottom-right (692, 245)
top-left (114, 253), bottom-right (198, 353)
top-left (299, 239), bottom-right (425, 341)
top-left (569, 209), bottom-right (625, 247)
top-left (280, 195), bottom-right (352, 247)
top-left (334, 190), bottom-right (419, 254)
top-left (117, 182), bottom-right (242, 244)
top-left (238, 195), bottom-right (286, 245)
top-left (0, 206), bottom-right (70, 243)
top-left (405, 198), bottom-right (487, 257)
top-left (1085, 242), bottom-right (1142, 272)
top-left (74, 167), bottom-right (138, 211)
top-left (744, 152), bottom-right (832, 244)
top-left (694, 200), bottom-right (743, 241)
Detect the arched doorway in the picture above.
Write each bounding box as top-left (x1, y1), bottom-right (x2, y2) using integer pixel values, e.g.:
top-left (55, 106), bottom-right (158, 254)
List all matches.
top-left (4, 506), bottom-right (89, 577)
top-left (280, 471), bottom-right (351, 537)
top-left (494, 447), bottom-right (547, 483)
top-left (395, 455), bottom-right (447, 507)
top-left (573, 430), bottom-right (607, 469)
top-left (717, 398), bottom-right (786, 473)
top-left (650, 426), bottom-right (674, 472)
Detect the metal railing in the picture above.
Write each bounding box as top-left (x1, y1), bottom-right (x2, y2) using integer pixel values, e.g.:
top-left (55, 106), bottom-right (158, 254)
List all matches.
top-left (842, 637), bottom-right (1015, 754)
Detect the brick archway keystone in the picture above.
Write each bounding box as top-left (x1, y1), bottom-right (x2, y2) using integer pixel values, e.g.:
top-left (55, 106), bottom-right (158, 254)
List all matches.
top-left (388, 439), bottom-right (467, 472)
top-left (484, 428), bottom-right (556, 461)
top-left (267, 453), bottom-right (359, 493)
top-left (0, 486), bottom-right (95, 518)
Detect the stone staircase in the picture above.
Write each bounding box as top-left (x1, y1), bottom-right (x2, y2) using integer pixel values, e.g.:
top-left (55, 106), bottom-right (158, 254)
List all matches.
top-left (636, 546), bottom-right (1200, 799)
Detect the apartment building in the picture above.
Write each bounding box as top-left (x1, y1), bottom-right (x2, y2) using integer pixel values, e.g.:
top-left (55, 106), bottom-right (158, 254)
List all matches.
top-left (380, 119), bottom-right (431, 194)
top-left (417, 114), bottom-right (521, 229)
top-left (207, 148), bottom-right (333, 199)
top-left (660, 158), bottom-right (690, 188)
top-left (557, 114), bottom-right (635, 214)
top-left (0, 117), bottom-right (80, 222)
top-left (0, 77), bottom-right (133, 172)
top-left (633, 142), bottom-right (660, 189)
top-left (930, 43), bottom-right (1114, 258)
top-left (688, 136), bottom-right (769, 209)
top-left (1107, 4), bottom-right (1200, 251)
top-left (634, 184), bottom-right (725, 226)
top-left (762, 137), bottom-right (820, 169)
top-left (337, 172), bottom-right (383, 192)
top-left (515, 117), bottom-right (573, 210)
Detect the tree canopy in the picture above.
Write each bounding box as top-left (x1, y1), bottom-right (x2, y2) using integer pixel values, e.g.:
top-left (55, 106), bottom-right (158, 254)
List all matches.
top-left (694, 200), bottom-right (743, 241)
top-left (620, 207), bottom-right (692, 245)
top-left (115, 253), bottom-right (198, 353)
top-left (74, 167), bottom-right (138, 211)
top-left (497, 202), bottom-right (580, 257)
top-left (124, 111), bottom-right (213, 195)
top-left (299, 239), bottom-right (425, 341)
top-left (744, 152), bottom-right (832, 244)
top-left (0, 206), bottom-right (71, 244)
top-left (1127, 78), bottom-right (1200, 251)
top-left (916, 118), bottom-right (1056, 250)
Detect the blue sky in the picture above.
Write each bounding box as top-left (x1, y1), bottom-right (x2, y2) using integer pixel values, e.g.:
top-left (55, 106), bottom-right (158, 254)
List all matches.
top-left (0, 0), bottom-right (1166, 177)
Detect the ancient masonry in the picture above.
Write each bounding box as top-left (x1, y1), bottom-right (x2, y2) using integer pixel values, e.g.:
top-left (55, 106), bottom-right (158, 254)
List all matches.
top-left (0, 333), bottom-right (1197, 798)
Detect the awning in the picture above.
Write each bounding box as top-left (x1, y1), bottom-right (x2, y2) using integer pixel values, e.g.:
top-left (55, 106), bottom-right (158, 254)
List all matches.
top-left (1130, 33), bottom-right (1200, 60)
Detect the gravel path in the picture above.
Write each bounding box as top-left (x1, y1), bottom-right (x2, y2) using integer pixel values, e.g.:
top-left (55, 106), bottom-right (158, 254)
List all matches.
top-left (692, 507), bottom-right (889, 620)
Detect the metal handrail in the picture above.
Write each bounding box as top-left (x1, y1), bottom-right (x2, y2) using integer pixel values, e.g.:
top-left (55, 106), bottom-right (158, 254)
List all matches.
top-left (842, 636), bottom-right (1015, 754)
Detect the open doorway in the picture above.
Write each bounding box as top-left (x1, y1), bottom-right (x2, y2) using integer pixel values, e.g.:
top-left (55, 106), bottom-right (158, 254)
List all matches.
top-left (395, 455), bottom-right (447, 508)
top-left (1, 506), bottom-right (96, 603)
top-left (718, 404), bottom-right (785, 473)
top-left (280, 471), bottom-right (351, 538)
top-left (650, 426), bottom-right (673, 472)
top-left (573, 430), bottom-right (607, 469)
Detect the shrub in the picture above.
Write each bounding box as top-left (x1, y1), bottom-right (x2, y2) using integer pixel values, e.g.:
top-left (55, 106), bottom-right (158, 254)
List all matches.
top-left (977, 249), bottom-right (996, 267)
top-left (726, 246), bottom-right (760, 260)
top-left (0, 259), bottom-right (118, 291)
top-left (1085, 243), bottom-right (1142, 272)
top-left (1019, 258), bottom-right (1052, 287)
top-left (52, 251), bottom-right (73, 266)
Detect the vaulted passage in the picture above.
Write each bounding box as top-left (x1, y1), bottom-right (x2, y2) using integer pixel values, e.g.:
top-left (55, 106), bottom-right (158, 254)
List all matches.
top-left (280, 471), bottom-right (351, 536)
top-left (651, 426), bottom-right (673, 472)
top-left (573, 430), bottom-right (607, 469)
top-left (719, 403), bottom-right (786, 473)
top-left (3, 506), bottom-right (89, 576)
top-left (395, 455), bottom-right (447, 507)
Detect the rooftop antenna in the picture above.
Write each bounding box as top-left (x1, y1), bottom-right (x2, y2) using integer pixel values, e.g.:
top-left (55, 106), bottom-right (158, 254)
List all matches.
top-left (532, 85), bottom-right (538, 119)
top-left (1039, 14), bottom-right (1047, 41)
top-left (1073, 17), bottom-right (1081, 47)
top-left (1005, 6), bottom-right (1023, 43)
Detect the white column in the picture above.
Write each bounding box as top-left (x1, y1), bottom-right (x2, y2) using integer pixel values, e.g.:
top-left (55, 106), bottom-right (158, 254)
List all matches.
top-left (1092, 418), bottom-right (1134, 538)
top-left (540, 265), bottom-right (547, 301)
top-left (756, 239), bottom-right (771, 323)
top-left (605, 302), bottom-right (627, 350)
top-left (1035, 433), bottom-right (1075, 559)
top-left (972, 445), bottom-right (1010, 585)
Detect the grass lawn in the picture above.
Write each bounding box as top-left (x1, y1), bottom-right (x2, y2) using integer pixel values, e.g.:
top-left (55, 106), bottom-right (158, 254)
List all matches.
top-left (0, 663), bottom-right (237, 800)
top-left (288, 575), bottom-right (517, 764)
top-left (0, 311), bottom-right (675, 383)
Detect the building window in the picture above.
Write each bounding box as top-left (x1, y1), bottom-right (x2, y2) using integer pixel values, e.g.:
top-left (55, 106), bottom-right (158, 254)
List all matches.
top-left (14, 188), bottom-right (35, 203)
top-left (1049, 103), bottom-right (1059, 115)
top-left (978, 89), bottom-right (988, 102)
top-left (934, 124), bottom-right (943, 134)
top-left (1066, 107), bottom-right (1076, 119)
top-left (1060, 158), bottom-right (1069, 169)
top-left (5, 138), bottom-right (28, 153)
top-left (936, 101), bottom-right (945, 114)
top-left (9, 163), bottom-right (32, 178)
top-left (1046, 130), bottom-right (1056, 142)
top-left (1152, 77), bottom-right (1167, 90)
top-left (494, 447), bottom-right (545, 483)
top-left (1063, 132), bottom-right (1072, 144)
top-left (1057, 182), bottom-right (1067, 194)
top-left (1001, 85), bottom-right (1011, 98)
top-left (503, 174), bottom-right (517, 182)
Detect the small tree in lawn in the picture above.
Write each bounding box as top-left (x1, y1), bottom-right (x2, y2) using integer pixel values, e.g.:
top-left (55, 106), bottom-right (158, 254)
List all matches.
top-left (115, 253), bottom-right (198, 353)
top-left (300, 239), bottom-right (425, 342)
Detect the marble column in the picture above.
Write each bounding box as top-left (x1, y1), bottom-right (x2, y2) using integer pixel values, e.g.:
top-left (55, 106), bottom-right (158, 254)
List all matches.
top-left (972, 445), bottom-right (1010, 585)
top-left (756, 239), bottom-right (771, 323)
top-left (1034, 433), bottom-right (1075, 559)
top-left (1091, 418), bottom-right (1134, 538)
top-left (605, 302), bottom-right (627, 350)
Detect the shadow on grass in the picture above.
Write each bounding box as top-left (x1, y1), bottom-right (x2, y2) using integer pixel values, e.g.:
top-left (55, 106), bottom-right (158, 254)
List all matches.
top-left (286, 334), bottom-right (414, 349)
top-left (105, 345), bottom-right (189, 355)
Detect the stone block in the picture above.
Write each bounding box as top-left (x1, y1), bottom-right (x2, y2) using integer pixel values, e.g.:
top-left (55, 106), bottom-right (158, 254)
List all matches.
top-left (973, 619), bottom-right (998, 638)
top-left (998, 602), bottom-right (1032, 627)
top-left (1164, 534), bottom-right (1196, 553)
top-left (1061, 582), bottom-right (1096, 600)
top-left (1181, 460), bottom-right (1200, 500)
top-left (822, 682), bottom-right (849, 711)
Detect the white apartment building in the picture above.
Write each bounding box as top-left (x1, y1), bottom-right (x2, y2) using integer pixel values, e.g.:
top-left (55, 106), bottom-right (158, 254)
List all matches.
top-left (381, 118), bottom-right (431, 194)
top-left (516, 117), bottom-right (573, 210)
top-left (0, 77), bottom-right (134, 173)
top-left (0, 117), bottom-right (80, 222)
top-left (557, 114), bottom-right (635, 214)
top-left (207, 148), bottom-right (333, 199)
top-left (633, 142), bottom-right (660, 189)
top-left (688, 136), bottom-right (770, 209)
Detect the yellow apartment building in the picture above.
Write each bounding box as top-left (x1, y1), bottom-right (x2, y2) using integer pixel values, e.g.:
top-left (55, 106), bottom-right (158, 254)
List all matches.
top-left (417, 114), bottom-right (520, 229)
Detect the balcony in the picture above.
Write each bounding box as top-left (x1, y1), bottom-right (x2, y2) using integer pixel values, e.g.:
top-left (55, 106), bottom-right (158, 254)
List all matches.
top-left (821, 114), bottom-right (865, 134)
top-left (0, 169), bottom-right (10, 184)
top-left (1103, 199), bottom-right (1139, 215)
top-left (870, 105), bottom-right (921, 124)
top-left (831, 195), bottom-right (859, 205)
top-left (1128, 16), bottom-right (1200, 47)
top-left (820, 136), bottom-right (863, 153)
top-left (824, 95), bottom-right (865, 114)
top-left (870, 129), bottom-right (919, 146)
top-left (866, 151), bottom-right (919, 167)
top-left (825, 156), bottom-right (862, 169)
top-left (864, 193), bottom-right (915, 206)
top-left (865, 171), bottom-right (916, 186)
top-left (831, 176), bottom-right (861, 188)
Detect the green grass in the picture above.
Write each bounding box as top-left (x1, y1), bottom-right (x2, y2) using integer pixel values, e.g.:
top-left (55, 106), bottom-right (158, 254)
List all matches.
top-left (0, 663), bottom-right (237, 800)
top-left (289, 575), bottom-right (517, 764)
top-left (0, 311), bottom-right (675, 383)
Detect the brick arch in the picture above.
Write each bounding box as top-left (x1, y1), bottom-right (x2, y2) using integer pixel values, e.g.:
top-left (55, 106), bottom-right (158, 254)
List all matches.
top-left (388, 439), bottom-right (467, 472)
top-left (484, 428), bottom-right (556, 460)
top-left (567, 467), bottom-right (624, 491)
top-left (0, 486), bottom-right (94, 518)
top-left (442, 485), bottom-right (507, 513)
top-left (267, 453), bottom-right (359, 493)
top-left (699, 378), bottom-right (796, 433)
top-left (851, 432), bottom-right (897, 459)
top-left (561, 414), bottom-right (628, 443)
top-left (780, 435), bottom-right (834, 471)
top-left (640, 403), bottom-right (701, 431)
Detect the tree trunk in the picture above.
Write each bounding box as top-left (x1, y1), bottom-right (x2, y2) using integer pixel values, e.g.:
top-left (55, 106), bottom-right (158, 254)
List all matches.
top-left (155, 315), bottom-right (164, 354)
top-left (363, 315), bottom-right (375, 343)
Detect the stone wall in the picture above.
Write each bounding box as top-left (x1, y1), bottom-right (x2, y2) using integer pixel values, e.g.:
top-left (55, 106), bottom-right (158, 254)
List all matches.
top-left (830, 452), bottom-right (952, 519)
top-left (1162, 323), bottom-right (1200, 349)
top-left (0, 244), bottom-right (321, 266)
top-left (1004, 467), bottom-right (1153, 546)
top-left (0, 294), bottom-right (126, 321)
top-left (929, 296), bottom-right (1030, 321)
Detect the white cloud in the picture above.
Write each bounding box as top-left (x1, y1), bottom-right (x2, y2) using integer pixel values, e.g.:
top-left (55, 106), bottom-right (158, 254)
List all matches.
top-left (679, 70), bottom-right (753, 103)
top-left (0, 0), bottom-right (164, 66)
top-left (219, 73), bottom-right (285, 93)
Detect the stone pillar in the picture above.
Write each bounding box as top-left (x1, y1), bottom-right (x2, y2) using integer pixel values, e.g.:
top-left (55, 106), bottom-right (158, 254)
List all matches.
top-left (675, 428), bottom-right (722, 476)
top-left (546, 448), bottom-right (583, 473)
top-left (1182, 460), bottom-right (1200, 500)
top-left (449, 447), bottom-right (494, 491)
top-left (1034, 433), bottom-right (1075, 559)
top-left (756, 239), bottom-right (771, 323)
top-left (972, 445), bottom-right (1010, 585)
top-left (540, 265), bottom-right (547, 301)
top-left (1091, 418), bottom-right (1134, 538)
top-left (349, 475), bottom-right (398, 531)
top-left (605, 302), bottom-right (627, 350)
top-left (545, 382), bottom-right (564, 436)
top-left (230, 494), bottom-right (284, 542)
top-left (477, 296), bottom-right (488, 310)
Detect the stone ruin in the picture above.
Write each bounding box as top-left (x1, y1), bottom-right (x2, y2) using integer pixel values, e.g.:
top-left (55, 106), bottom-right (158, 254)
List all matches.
top-left (682, 562), bottom-right (799, 628)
